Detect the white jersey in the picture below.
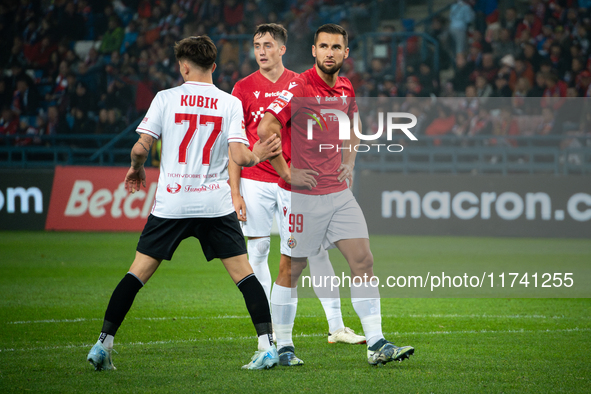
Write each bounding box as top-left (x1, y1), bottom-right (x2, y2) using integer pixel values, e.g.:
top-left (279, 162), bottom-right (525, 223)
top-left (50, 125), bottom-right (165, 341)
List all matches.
top-left (137, 81), bottom-right (249, 218)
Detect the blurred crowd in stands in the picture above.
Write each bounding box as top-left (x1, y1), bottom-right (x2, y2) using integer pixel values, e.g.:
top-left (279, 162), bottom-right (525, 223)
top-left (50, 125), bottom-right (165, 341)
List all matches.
top-left (0, 0), bottom-right (590, 152)
top-left (392, 0), bottom-right (591, 148)
top-left (0, 0), bottom-right (373, 147)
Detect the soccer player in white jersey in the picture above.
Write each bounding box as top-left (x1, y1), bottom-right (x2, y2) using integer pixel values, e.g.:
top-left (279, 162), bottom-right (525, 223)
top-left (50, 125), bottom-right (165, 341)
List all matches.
top-left (87, 36), bottom-right (282, 371)
top-left (258, 24), bottom-right (415, 365)
top-left (228, 23), bottom-right (365, 366)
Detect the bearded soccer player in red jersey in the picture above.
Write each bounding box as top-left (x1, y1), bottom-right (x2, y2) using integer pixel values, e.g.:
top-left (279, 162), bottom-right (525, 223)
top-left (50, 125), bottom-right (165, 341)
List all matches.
top-left (229, 24), bottom-right (366, 367)
top-left (258, 24), bottom-right (415, 366)
top-left (86, 36), bottom-right (282, 371)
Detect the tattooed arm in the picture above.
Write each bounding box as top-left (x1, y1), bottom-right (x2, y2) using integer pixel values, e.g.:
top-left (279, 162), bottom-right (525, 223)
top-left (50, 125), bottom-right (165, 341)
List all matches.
top-left (125, 134), bottom-right (155, 193)
top-left (132, 134), bottom-right (154, 168)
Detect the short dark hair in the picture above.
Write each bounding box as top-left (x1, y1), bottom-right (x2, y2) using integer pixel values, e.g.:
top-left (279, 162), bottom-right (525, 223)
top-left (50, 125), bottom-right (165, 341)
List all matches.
top-left (314, 24), bottom-right (348, 47)
top-left (253, 23), bottom-right (288, 45)
top-left (174, 36), bottom-right (217, 70)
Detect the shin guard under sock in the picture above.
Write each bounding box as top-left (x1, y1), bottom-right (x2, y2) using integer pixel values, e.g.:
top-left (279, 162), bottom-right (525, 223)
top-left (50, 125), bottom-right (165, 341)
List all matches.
top-left (101, 272), bottom-right (144, 336)
top-left (237, 273), bottom-right (273, 348)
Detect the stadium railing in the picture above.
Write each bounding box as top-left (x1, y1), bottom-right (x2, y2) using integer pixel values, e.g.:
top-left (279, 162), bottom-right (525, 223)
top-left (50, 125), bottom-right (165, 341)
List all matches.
top-left (0, 116), bottom-right (142, 168)
top-left (2, 130), bottom-right (589, 175)
top-left (356, 135), bottom-right (591, 175)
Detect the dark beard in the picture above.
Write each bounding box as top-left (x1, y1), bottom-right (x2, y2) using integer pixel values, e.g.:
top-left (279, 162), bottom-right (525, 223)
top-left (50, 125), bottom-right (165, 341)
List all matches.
top-left (316, 58), bottom-right (342, 75)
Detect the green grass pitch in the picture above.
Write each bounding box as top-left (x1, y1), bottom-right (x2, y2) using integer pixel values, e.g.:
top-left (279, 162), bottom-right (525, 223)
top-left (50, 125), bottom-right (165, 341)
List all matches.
top-left (0, 232), bottom-right (590, 393)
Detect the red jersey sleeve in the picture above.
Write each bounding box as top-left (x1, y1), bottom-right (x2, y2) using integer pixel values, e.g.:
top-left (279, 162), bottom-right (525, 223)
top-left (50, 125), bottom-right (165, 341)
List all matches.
top-left (230, 81), bottom-right (243, 105)
top-left (264, 77), bottom-right (305, 127)
top-left (344, 79), bottom-right (358, 119)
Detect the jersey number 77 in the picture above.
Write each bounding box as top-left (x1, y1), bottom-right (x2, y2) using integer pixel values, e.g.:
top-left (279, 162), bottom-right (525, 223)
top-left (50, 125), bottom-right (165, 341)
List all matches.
top-left (175, 113), bottom-right (223, 165)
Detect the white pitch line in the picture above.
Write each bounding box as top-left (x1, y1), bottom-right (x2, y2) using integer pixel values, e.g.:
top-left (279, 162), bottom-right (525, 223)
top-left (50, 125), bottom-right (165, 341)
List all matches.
top-left (6, 313), bottom-right (583, 325)
top-left (1, 327), bottom-right (590, 353)
top-left (7, 318), bottom-right (103, 324)
top-left (6, 316), bottom-right (249, 325)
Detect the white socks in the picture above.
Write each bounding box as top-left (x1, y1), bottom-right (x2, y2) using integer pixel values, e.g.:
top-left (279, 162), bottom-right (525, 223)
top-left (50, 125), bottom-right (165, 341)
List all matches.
top-left (247, 237), bottom-right (272, 304)
top-left (351, 280), bottom-right (383, 347)
top-left (309, 249), bottom-right (345, 333)
top-left (258, 334), bottom-right (273, 350)
top-left (100, 334), bottom-right (114, 350)
top-left (270, 283), bottom-right (297, 348)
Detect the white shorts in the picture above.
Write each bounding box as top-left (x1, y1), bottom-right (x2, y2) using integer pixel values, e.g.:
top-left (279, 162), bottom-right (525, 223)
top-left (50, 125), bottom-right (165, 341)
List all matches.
top-left (278, 188), bottom-right (369, 258)
top-left (240, 178), bottom-right (280, 237)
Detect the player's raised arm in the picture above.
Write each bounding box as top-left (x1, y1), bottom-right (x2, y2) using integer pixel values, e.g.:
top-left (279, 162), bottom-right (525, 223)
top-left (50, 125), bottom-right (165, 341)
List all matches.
top-left (229, 133), bottom-right (281, 168)
top-left (258, 112), bottom-right (318, 189)
top-left (125, 133), bottom-right (155, 193)
top-left (257, 112), bottom-right (283, 143)
top-left (257, 112), bottom-right (291, 182)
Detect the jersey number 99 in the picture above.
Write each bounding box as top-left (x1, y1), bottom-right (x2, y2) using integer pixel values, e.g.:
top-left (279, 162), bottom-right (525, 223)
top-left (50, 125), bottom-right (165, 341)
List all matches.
top-left (288, 214), bottom-right (303, 233)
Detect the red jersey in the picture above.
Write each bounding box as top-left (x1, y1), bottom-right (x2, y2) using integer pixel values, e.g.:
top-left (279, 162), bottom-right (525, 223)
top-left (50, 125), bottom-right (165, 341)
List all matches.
top-left (232, 69), bottom-right (298, 183)
top-left (266, 66), bottom-right (358, 195)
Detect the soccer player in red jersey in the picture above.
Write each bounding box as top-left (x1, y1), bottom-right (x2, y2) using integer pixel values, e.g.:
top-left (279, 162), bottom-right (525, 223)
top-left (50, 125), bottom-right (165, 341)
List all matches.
top-left (258, 24), bottom-right (415, 365)
top-left (229, 24), bottom-right (366, 367)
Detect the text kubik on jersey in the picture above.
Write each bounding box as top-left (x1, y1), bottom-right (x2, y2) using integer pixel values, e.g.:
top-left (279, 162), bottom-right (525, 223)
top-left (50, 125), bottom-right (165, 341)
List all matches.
top-left (136, 81), bottom-right (248, 219)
